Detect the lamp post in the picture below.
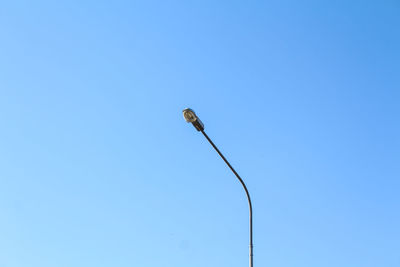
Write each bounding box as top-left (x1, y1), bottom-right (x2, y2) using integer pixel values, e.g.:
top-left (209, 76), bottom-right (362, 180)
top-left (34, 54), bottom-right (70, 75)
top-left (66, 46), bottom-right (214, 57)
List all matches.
top-left (183, 108), bottom-right (254, 267)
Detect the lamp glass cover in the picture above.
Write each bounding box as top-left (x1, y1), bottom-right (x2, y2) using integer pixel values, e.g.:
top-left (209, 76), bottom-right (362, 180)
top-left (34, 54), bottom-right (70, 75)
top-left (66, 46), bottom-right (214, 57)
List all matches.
top-left (183, 109), bottom-right (197, 123)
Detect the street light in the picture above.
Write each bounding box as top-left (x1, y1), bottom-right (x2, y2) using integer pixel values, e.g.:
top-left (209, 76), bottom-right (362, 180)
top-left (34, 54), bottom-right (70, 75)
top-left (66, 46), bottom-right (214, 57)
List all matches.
top-left (182, 108), bottom-right (254, 267)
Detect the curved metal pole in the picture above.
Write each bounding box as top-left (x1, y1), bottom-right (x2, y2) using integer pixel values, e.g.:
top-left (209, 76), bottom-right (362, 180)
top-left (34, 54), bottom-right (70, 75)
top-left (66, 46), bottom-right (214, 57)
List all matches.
top-left (201, 130), bottom-right (253, 267)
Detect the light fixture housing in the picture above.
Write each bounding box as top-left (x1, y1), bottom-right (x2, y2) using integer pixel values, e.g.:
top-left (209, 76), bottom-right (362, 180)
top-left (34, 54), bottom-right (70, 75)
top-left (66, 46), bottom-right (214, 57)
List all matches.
top-left (183, 108), bottom-right (204, 131)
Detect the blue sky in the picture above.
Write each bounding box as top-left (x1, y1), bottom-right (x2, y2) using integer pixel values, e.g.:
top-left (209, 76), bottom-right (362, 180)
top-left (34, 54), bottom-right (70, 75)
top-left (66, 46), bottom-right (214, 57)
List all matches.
top-left (0, 1), bottom-right (399, 266)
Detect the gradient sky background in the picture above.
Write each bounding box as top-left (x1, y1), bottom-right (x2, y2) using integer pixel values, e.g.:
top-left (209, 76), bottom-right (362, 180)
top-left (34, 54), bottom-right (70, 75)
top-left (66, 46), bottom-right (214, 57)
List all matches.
top-left (1, 1), bottom-right (399, 267)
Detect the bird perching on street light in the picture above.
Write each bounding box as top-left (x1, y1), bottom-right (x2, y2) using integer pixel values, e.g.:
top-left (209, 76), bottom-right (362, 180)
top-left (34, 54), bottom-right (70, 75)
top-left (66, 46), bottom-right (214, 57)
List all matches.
top-left (182, 108), bottom-right (254, 267)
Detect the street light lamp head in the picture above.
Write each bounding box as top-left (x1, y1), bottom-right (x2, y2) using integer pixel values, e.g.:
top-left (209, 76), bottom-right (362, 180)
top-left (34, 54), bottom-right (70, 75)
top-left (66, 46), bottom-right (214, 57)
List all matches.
top-left (183, 108), bottom-right (204, 131)
top-left (183, 108), bottom-right (197, 123)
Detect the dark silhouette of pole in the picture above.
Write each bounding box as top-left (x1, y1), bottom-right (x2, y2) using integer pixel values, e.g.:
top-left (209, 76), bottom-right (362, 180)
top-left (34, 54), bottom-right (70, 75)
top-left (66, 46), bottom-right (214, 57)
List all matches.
top-left (183, 108), bottom-right (253, 267)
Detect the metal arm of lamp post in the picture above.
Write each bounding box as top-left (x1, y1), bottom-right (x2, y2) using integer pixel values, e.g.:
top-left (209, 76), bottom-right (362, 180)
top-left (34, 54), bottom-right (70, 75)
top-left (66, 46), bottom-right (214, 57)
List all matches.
top-left (183, 108), bottom-right (254, 267)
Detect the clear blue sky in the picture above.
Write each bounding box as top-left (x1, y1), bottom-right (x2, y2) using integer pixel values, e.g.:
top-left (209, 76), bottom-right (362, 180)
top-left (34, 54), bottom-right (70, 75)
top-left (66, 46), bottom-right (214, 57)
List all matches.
top-left (0, 1), bottom-right (399, 267)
